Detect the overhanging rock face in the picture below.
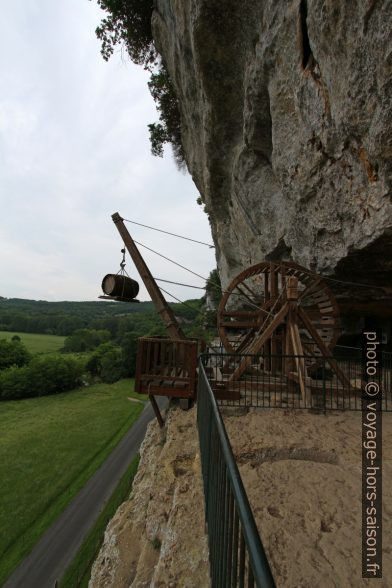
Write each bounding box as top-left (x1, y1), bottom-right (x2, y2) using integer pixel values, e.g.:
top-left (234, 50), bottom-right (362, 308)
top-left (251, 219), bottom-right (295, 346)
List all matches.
top-left (152, 0), bottom-right (392, 326)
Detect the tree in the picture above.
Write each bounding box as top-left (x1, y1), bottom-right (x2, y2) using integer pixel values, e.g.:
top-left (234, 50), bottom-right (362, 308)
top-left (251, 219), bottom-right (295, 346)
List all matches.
top-left (94, 0), bottom-right (156, 66)
top-left (63, 329), bottom-right (111, 352)
top-left (148, 66), bottom-right (185, 167)
top-left (94, 0), bottom-right (185, 166)
top-left (206, 269), bottom-right (222, 304)
top-left (86, 342), bottom-right (125, 383)
top-left (204, 270), bottom-right (222, 331)
top-left (120, 331), bottom-right (139, 377)
top-left (0, 339), bottom-right (30, 370)
top-left (0, 355), bottom-right (83, 400)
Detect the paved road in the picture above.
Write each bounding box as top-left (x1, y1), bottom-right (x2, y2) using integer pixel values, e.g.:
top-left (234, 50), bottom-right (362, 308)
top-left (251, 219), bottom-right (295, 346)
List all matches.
top-left (4, 398), bottom-right (167, 588)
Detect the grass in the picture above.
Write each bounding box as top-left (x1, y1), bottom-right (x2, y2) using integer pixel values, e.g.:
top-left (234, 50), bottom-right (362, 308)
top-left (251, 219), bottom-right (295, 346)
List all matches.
top-left (0, 330), bottom-right (65, 354)
top-left (60, 455), bottom-right (140, 588)
top-left (0, 379), bottom-right (146, 585)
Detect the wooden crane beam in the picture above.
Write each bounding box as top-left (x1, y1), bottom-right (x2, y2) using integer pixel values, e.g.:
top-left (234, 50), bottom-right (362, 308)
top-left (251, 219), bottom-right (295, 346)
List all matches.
top-left (112, 212), bottom-right (185, 341)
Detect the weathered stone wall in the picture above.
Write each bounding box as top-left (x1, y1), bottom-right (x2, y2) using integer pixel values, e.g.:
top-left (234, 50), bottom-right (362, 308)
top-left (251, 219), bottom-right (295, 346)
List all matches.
top-left (89, 406), bottom-right (210, 588)
top-left (152, 0), bottom-right (392, 322)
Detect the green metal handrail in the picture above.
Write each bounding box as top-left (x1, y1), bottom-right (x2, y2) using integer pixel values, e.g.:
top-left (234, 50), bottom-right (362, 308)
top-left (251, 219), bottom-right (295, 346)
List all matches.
top-left (197, 358), bottom-right (276, 587)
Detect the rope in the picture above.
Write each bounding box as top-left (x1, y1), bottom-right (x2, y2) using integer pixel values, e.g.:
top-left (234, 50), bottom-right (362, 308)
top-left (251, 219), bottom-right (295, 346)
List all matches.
top-left (154, 277), bottom-right (206, 290)
top-left (293, 265), bottom-right (389, 292)
top-left (123, 218), bottom-right (215, 248)
top-left (121, 217), bottom-right (387, 292)
top-left (159, 286), bottom-right (204, 317)
top-left (133, 240), bottom-right (208, 281)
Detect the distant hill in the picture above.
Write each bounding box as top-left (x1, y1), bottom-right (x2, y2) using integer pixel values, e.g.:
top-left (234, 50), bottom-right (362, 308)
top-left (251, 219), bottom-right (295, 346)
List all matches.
top-left (0, 297), bottom-right (204, 338)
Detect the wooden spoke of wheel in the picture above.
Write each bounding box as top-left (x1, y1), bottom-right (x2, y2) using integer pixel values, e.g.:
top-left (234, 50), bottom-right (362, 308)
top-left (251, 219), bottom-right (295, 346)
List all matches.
top-left (218, 261), bottom-right (340, 356)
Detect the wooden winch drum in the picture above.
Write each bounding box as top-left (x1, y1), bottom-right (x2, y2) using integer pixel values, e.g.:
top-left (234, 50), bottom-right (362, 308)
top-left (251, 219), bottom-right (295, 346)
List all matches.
top-left (101, 274), bottom-right (139, 299)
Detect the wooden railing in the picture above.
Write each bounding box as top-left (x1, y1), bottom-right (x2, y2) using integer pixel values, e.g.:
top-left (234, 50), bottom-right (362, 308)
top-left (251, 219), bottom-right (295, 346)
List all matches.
top-left (135, 337), bottom-right (198, 398)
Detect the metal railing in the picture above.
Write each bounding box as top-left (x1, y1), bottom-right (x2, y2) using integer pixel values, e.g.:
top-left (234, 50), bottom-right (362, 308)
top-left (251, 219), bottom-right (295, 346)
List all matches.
top-left (202, 351), bottom-right (392, 412)
top-left (197, 360), bottom-right (276, 587)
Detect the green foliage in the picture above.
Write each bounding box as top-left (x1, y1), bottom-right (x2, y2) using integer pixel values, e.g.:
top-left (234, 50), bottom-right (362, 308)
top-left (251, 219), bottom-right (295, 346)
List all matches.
top-left (0, 331), bottom-right (66, 355)
top-left (94, 0), bottom-right (185, 166)
top-left (0, 355), bottom-right (83, 400)
top-left (86, 343), bottom-right (125, 383)
top-left (0, 298), bottom-right (154, 336)
top-left (0, 295), bottom-right (219, 354)
top-left (0, 338), bottom-right (31, 369)
top-left (148, 65), bottom-right (185, 167)
top-left (60, 455), bottom-right (140, 587)
top-left (0, 379), bottom-right (144, 584)
top-left (120, 331), bottom-right (139, 377)
top-left (11, 335), bottom-right (21, 341)
top-left (94, 0), bottom-right (156, 66)
top-left (203, 269), bottom-right (222, 330)
top-left (63, 328), bottom-right (111, 353)
top-left (0, 365), bottom-right (30, 399)
top-left (206, 269), bottom-right (222, 304)
top-left (100, 347), bottom-right (125, 383)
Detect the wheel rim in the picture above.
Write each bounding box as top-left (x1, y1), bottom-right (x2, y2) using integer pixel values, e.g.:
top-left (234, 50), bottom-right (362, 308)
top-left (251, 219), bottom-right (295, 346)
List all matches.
top-left (217, 261), bottom-right (340, 358)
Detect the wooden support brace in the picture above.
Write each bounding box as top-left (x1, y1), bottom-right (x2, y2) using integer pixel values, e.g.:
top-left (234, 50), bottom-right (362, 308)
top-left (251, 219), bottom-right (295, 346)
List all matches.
top-left (298, 306), bottom-right (352, 388)
top-left (149, 394), bottom-right (164, 428)
top-left (289, 318), bottom-right (312, 405)
top-left (228, 303), bottom-right (289, 383)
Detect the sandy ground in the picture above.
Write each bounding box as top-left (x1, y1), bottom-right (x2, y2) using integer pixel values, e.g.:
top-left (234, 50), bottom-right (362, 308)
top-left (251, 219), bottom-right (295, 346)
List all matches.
top-left (223, 408), bottom-right (392, 588)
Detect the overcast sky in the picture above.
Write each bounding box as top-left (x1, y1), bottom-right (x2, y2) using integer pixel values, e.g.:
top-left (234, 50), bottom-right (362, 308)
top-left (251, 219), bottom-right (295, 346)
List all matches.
top-left (0, 0), bottom-right (215, 303)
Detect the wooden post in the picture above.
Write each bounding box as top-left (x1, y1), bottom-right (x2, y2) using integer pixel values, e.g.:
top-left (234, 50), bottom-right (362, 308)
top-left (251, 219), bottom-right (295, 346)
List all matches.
top-left (286, 277), bottom-right (311, 404)
top-left (286, 276), bottom-right (298, 301)
top-left (298, 306), bottom-right (352, 389)
top-left (270, 263), bottom-right (278, 374)
top-left (149, 394), bottom-right (164, 428)
top-left (112, 213), bottom-right (185, 340)
top-left (228, 303), bottom-right (289, 383)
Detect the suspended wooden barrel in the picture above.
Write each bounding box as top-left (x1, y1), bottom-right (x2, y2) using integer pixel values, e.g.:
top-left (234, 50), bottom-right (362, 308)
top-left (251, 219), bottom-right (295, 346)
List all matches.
top-left (101, 274), bottom-right (139, 300)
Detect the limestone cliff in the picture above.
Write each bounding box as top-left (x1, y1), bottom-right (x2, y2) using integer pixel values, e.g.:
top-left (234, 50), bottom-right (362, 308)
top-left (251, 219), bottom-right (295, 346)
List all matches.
top-left (152, 0), bottom-right (392, 325)
top-left (89, 406), bottom-right (210, 588)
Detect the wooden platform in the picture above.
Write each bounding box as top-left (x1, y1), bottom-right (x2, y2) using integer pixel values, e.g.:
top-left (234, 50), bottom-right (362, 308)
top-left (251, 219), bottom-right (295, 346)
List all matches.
top-left (135, 337), bottom-right (199, 399)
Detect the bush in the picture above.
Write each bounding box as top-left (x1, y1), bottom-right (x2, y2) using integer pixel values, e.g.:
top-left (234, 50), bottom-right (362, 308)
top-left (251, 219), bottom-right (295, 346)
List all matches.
top-left (0, 355), bottom-right (83, 400)
top-left (86, 343), bottom-right (125, 383)
top-left (100, 348), bottom-right (125, 383)
top-left (0, 366), bottom-right (30, 399)
top-left (0, 338), bottom-right (31, 370)
top-left (120, 332), bottom-right (139, 377)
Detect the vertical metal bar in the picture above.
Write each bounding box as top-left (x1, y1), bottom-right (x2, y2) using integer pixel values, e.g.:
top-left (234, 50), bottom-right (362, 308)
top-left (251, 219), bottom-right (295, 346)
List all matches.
top-left (227, 491), bottom-right (234, 586)
top-left (197, 360), bottom-right (276, 588)
top-left (248, 559), bottom-right (254, 588)
top-left (239, 530), bottom-right (246, 588)
top-left (217, 455), bottom-right (224, 586)
top-left (232, 509), bottom-right (239, 587)
top-left (222, 471), bottom-right (229, 587)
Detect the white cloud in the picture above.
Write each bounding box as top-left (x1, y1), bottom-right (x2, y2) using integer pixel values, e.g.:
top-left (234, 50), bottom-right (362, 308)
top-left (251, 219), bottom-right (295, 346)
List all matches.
top-left (0, 0), bottom-right (215, 302)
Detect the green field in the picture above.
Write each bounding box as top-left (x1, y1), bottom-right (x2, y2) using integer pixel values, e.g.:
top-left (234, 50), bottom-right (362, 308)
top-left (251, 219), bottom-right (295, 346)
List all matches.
top-left (0, 330), bottom-right (65, 354)
top-left (0, 379), bottom-right (146, 584)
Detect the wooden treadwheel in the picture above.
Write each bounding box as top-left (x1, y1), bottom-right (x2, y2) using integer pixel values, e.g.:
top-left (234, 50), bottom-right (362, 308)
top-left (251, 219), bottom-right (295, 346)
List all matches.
top-left (217, 261), bottom-right (340, 359)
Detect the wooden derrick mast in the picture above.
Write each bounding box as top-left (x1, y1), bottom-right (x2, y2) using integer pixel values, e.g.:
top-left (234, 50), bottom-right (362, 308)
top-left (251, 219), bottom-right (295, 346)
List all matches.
top-left (111, 213), bottom-right (198, 423)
